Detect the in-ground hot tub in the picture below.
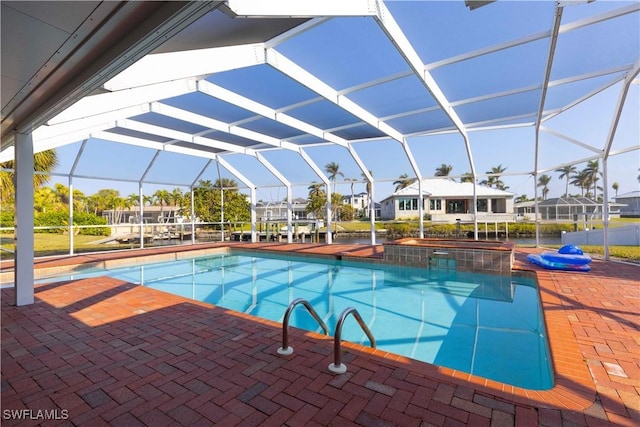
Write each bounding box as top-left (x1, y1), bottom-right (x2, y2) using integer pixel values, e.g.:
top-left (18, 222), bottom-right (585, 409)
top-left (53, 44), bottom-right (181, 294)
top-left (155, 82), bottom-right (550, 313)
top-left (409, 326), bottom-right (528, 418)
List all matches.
top-left (383, 238), bottom-right (515, 274)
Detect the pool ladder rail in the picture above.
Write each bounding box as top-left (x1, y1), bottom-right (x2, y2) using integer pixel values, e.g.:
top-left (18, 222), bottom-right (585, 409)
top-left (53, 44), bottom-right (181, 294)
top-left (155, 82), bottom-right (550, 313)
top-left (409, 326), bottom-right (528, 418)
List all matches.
top-left (277, 298), bottom-right (376, 374)
top-left (277, 298), bottom-right (329, 356)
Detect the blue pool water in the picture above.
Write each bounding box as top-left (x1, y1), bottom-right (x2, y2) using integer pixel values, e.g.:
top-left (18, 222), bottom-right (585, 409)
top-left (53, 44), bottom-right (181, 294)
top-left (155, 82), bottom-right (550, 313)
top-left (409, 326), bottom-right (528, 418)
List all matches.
top-left (39, 251), bottom-right (553, 390)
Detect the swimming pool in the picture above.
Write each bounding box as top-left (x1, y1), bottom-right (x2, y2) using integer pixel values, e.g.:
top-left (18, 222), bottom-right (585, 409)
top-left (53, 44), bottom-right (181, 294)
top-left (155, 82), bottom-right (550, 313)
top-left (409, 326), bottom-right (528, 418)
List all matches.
top-left (38, 250), bottom-right (553, 390)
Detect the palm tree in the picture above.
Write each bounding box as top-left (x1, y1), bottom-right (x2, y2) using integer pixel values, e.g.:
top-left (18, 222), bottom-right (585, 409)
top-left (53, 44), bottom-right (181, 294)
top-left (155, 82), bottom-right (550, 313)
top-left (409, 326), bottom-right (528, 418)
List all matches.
top-left (361, 170), bottom-right (373, 218)
top-left (361, 171), bottom-right (372, 199)
top-left (393, 173), bottom-right (417, 191)
top-left (345, 178), bottom-right (357, 208)
top-left (585, 160), bottom-right (600, 200)
top-left (324, 162), bottom-right (343, 227)
top-left (0, 149), bottom-right (58, 204)
top-left (555, 165), bottom-right (577, 198)
top-left (33, 187), bottom-right (58, 213)
top-left (214, 178), bottom-right (238, 190)
top-left (570, 170), bottom-right (590, 197)
top-left (537, 174), bottom-right (552, 200)
top-left (126, 193), bottom-right (140, 221)
top-left (460, 172), bottom-right (474, 183)
top-left (514, 194), bottom-right (529, 203)
top-left (434, 164), bottom-right (453, 178)
top-left (612, 182), bottom-right (619, 198)
top-left (306, 182), bottom-right (326, 219)
top-left (483, 164), bottom-right (508, 190)
top-left (324, 162), bottom-right (343, 196)
top-left (307, 182), bottom-right (324, 199)
top-left (153, 189), bottom-right (171, 218)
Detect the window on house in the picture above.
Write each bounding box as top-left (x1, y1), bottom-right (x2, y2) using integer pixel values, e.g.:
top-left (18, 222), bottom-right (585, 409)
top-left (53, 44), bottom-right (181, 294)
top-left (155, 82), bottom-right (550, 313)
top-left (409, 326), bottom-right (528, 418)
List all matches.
top-left (446, 199), bottom-right (466, 214)
top-left (429, 199), bottom-right (442, 210)
top-left (399, 198), bottom-right (415, 210)
top-left (477, 199), bottom-right (488, 212)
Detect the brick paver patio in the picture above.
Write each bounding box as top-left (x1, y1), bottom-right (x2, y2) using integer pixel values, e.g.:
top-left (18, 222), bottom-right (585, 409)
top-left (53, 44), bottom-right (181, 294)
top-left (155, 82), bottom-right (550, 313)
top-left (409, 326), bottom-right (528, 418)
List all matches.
top-left (1, 243), bottom-right (638, 426)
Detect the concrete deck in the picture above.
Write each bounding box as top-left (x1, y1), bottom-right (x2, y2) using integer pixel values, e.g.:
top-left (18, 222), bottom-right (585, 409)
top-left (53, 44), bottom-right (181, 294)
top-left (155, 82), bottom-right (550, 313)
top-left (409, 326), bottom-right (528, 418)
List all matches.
top-left (1, 243), bottom-right (638, 426)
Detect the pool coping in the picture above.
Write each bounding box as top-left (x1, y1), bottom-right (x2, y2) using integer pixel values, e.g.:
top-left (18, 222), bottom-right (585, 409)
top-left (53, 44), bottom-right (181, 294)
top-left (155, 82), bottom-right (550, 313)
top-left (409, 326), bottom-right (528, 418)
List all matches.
top-left (1, 242), bottom-right (597, 411)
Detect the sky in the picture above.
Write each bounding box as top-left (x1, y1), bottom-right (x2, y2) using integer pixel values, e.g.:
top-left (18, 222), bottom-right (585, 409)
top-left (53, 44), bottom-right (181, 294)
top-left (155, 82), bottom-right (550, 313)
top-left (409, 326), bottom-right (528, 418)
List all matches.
top-left (45, 0), bottom-right (639, 204)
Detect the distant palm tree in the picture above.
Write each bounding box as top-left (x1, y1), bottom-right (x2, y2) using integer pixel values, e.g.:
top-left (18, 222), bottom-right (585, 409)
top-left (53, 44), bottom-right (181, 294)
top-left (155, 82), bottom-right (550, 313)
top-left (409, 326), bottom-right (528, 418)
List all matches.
top-left (306, 182), bottom-right (326, 219)
top-left (126, 193), bottom-right (139, 209)
top-left (480, 164), bottom-right (507, 189)
top-left (153, 189), bottom-right (171, 218)
top-left (324, 162), bottom-right (343, 196)
top-left (361, 171), bottom-right (372, 199)
top-left (171, 188), bottom-right (184, 208)
top-left (570, 170), bottom-right (590, 197)
top-left (612, 182), bottom-right (619, 198)
top-left (434, 164), bottom-right (453, 178)
top-left (555, 165), bottom-right (577, 198)
top-left (345, 178), bottom-right (357, 207)
top-left (307, 182), bottom-right (324, 199)
top-left (0, 149), bottom-right (58, 203)
top-left (393, 173), bottom-right (417, 191)
top-left (585, 160), bottom-right (600, 200)
top-left (460, 172), bottom-right (474, 183)
top-left (214, 178), bottom-right (238, 190)
top-left (514, 194), bottom-right (529, 203)
top-left (361, 170), bottom-right (373, 218)
top-left (537, 174), bottom-right (552, 200)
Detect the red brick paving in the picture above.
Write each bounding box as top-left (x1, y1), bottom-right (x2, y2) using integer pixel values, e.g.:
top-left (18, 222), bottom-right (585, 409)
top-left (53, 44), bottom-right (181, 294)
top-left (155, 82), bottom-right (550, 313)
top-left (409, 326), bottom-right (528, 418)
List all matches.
top-left (1, 243), bottom-right (639, 426)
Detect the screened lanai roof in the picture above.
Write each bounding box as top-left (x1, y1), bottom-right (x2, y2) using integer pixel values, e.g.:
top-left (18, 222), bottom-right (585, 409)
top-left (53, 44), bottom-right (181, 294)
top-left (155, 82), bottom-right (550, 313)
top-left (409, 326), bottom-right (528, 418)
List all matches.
top-left (1, 0), bottom-right (639, 198)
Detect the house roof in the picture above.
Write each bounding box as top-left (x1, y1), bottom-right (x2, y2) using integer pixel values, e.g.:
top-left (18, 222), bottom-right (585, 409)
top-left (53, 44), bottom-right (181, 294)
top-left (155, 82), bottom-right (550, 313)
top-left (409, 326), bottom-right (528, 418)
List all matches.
top-left (615, 191), bottom-right (640, 200)
top-left (386, 178), bottom-right (513, 201)
top-left (539, 197), bottom-right (598, 206)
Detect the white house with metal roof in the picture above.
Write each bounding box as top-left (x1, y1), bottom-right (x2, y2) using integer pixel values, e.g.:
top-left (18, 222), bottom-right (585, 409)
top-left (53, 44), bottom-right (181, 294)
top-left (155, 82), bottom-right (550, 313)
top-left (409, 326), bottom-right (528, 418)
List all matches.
top-left (380, 179), bottom-right (514, 222)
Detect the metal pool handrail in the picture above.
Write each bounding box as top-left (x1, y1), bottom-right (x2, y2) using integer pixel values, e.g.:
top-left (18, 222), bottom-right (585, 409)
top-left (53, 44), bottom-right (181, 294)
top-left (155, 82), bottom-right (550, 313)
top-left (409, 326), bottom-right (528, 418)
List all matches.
top-left (277, 298), bottom-right (329, 355)
top-left (329, 307), bottom-right (376, 374)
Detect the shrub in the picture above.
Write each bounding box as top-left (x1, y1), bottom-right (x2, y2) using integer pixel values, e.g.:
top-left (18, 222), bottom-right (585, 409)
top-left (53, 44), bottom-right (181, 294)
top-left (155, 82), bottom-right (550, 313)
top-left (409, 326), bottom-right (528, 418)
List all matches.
top-left (34, 210), bottom-right (109, 236)
top-left (0, 210), bottom-right (13, 228)
top-left (386, 222), bottom-right (413, 238)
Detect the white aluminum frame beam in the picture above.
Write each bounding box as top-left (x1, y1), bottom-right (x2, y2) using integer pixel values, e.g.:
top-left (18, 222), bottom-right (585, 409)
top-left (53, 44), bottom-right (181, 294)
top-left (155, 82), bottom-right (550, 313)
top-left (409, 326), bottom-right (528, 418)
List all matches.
top-left (255, 153), bottom-right (293, 242)
top-left (67, 139), bottom-right (89, 255)
top-left (104, 44), bottom-right (266, 91)
top-left (138, 151), bottom-right (163, 249)
top-left (226, 0), bottom-right (377, 18)
top-left (34, 104), bottom-right (151, 142)
top-left (534, 3), bottom-right (563, 247)
top-left (539, 127), bottom-right (602, 154)
top-left (197, 81), bottom-right (349, 148)
top-left (298, 148), bottom-right (332, 244)
top-left (116, 118), bottom-right (258, 156)
top-left (48, 79), bottom-right (197, 125)
top-left (215, 155), bottom-right (258, 242)
top-left (601, 58), bottom-right (640, 259)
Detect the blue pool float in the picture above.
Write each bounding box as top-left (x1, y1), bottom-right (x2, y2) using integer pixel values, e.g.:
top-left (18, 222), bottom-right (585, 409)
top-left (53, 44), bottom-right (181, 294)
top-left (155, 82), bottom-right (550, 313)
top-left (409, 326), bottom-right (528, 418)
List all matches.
top-left (527, 245), bottom-right (592, 272)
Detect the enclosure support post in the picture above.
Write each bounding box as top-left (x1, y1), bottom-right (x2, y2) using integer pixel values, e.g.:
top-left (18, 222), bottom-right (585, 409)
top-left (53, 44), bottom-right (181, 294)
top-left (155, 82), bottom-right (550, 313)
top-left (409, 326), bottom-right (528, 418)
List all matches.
top-left (14, 132), bottom-right (35, 306)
